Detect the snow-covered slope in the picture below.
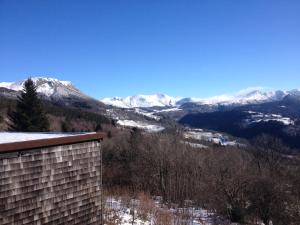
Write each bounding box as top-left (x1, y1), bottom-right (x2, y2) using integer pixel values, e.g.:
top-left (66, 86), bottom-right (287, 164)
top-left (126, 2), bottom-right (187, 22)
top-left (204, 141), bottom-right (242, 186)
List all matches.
top-left (188, 88), bottom-right (287, 105)
top-left (245, 111), bottom-right (294, 126)
top-left (101, 88), bottom-right (291, 108)
top-left (0, 77), bottom-right (89, 100)
top-left (117, 120), bottom-right (165, 132)
top-left (102, 94), bottom-right (179, 108)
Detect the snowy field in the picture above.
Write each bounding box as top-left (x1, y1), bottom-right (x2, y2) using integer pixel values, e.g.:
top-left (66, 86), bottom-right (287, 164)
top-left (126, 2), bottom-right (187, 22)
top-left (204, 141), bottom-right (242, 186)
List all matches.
top-left (104, 196), bottom-right (222, 225)
top-left (184, 130), bottom-right (237, 146)
top-left (133, 108), bottom-right (161, 121)
top-left (181, 141), bottom-right (209, 149)
top-left (117, 120), bottom-right (165, 132)
top-left (132, 108), bottom-right (182, 121)
top-left (245, 111), bottom-right (294, 125)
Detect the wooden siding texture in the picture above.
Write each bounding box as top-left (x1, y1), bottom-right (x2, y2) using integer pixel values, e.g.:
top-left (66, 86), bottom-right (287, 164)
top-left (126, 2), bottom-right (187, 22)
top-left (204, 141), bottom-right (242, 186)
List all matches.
top-left (0, 141), bottom-right (102, 225)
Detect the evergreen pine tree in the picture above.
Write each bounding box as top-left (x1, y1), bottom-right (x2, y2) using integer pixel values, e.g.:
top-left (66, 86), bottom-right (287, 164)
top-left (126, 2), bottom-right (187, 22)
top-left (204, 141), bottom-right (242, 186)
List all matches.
top-left (61, 121), bottom-right (70, 132)
top-left (9, 78), bottom-right (49, 131)
top-left (95, 123), bottom-right (102, 132)
top-left (107, 130), bottom-right (112, 138)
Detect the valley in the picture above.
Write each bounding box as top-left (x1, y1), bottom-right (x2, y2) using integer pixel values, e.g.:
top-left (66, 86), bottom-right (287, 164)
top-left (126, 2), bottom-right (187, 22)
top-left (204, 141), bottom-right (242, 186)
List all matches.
top-left (1, 77), bottom-right (300, 150)
top-left (2, 1), bottom-right (300, 224)
top-left (1, 77), bottom-right (300, 225)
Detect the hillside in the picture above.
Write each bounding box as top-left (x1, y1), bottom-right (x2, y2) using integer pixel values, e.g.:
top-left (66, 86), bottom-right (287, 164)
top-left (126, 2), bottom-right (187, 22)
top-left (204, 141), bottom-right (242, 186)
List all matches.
top-left (179, 97), bottom-right (300, 149)
top-left (0, 95), bottom-right (112, 132)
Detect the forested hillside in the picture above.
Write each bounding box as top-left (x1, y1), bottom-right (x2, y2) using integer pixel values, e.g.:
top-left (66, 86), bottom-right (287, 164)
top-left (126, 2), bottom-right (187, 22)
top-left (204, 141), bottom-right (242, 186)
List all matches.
top-left (102, 130), bottom-right (300, 224)
top-left (0, 95), bottom-right (112, 132)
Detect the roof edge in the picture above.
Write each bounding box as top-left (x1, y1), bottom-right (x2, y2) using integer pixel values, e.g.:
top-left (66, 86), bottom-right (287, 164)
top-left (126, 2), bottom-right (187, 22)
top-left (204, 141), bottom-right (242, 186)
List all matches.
top-left (0, 133), bottom-right (105, 153)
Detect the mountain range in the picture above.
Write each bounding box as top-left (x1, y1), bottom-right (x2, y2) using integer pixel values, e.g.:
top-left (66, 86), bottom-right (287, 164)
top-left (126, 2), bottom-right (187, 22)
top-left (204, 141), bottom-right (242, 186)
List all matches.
top-left (1, 77), bottom-right (299, 109)
top-left (1, 77), bottom-right (300, 149)
top-left (101, 88), bottom-right (299, 108)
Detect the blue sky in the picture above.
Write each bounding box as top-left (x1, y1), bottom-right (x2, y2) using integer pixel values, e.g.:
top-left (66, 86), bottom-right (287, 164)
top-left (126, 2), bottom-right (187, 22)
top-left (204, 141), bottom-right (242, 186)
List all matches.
top-left (0, 0), bottom-right (299, 99)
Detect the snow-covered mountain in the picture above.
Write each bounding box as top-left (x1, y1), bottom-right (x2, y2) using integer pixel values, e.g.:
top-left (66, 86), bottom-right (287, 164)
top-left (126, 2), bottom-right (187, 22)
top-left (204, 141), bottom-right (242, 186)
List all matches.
top-left (187, 88), bottom-right (287, 106)
top-left (101, 88), bottom-right (293, 108)
top-left (102, 94), bottom-right (180, 108)
top-left (0, 77), bottom-right (90, 100)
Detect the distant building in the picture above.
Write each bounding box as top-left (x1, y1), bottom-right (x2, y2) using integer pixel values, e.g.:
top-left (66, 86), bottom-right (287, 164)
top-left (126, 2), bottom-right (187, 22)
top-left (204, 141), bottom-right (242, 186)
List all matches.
top-left (0, 132), bottom-right (104, 225)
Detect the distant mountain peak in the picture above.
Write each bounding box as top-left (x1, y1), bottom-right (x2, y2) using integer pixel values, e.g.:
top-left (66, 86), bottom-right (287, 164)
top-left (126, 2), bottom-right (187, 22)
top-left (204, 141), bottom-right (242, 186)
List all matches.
top-left (183, 88), bottom-right (288, 106)
top-left (102, 93), bottom-right (180, 108)
top-left (101, 88), bottom-right (294, 108)
top-left (0, 76), bottom-right (89, 100)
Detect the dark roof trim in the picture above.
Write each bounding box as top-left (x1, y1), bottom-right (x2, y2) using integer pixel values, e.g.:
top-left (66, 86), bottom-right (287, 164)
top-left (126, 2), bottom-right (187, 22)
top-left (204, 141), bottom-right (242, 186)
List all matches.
top-left (0, 133), bottom-right (105, 153)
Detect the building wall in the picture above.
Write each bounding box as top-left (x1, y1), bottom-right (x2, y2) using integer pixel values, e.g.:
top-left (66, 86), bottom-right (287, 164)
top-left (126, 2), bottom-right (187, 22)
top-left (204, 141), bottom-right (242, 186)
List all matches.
top-left (0, 141), bottom-right (102, 225)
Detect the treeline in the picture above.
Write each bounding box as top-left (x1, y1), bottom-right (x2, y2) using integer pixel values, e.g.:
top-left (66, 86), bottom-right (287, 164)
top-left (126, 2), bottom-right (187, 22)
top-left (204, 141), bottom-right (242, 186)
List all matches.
top-left (0, 96), bottom-right (112, 132)
top-left (45, 101), bottom-right (110, 125)
top-left (44, 101), bottom-right (112, 131)
top-left (0, 77), bottom-right (112, 132)
top-left (102, 130), bottom-right (300, 225)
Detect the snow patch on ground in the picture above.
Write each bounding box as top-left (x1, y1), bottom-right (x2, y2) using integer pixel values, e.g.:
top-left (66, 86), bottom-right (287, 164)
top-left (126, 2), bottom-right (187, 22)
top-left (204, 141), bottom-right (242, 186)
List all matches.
top-left (134, 108), bottom-right (161, 121)
top-left (132, 108), bottom-right (182, 121)
top-left (117, 120), bottom-right (165, 132)
top-left (181, 141), bottom-right (208, 149)
top-left (153, 107), bottom-right (182, 113)
top-left (184, 130), bottom-right (238, 146)
top-left (105, 197), bottom-right (218, 225)
top-left (245, 111), bottom-right (294, 125)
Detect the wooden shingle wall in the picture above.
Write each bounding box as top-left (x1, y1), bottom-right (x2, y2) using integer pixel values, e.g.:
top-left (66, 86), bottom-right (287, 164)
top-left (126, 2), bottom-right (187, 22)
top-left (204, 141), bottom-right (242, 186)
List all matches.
top-left (0, 141), bottom-right (102, 225)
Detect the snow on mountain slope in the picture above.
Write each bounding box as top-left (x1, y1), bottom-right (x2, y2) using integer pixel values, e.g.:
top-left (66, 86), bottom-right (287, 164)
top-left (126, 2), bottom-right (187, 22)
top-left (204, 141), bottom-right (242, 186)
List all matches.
top-left (2, 77), bottom-right (297, 110)
top-left (117, 120), bottom-right (165, 132)
top-left (0, 77), bottom-right (89, 100)
top-left (186, 88), bottom-right (287, 105)
top-left (184, 129), bottom-right (239, 146)
top-left (245, 111), bottom-right (294, 125)
top-left (102, 94), bottom-right (180, 108)
top-left (101, 88), bottom-right (291, 108)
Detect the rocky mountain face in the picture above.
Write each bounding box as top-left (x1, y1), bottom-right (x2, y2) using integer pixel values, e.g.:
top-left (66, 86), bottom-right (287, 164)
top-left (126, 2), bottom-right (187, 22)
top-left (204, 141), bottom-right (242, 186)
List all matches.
top-left (0, 77), bottom-right (89, 100)
top-left (0, 77), bottom-right (107, 113)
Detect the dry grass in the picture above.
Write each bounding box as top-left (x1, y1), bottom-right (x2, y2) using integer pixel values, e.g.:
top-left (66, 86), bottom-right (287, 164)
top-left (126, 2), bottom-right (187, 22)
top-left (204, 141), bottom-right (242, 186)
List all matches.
top-left (137, 192), bottom-right (155, 221)
top-left (153, 208), bottom-right (172, 225)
